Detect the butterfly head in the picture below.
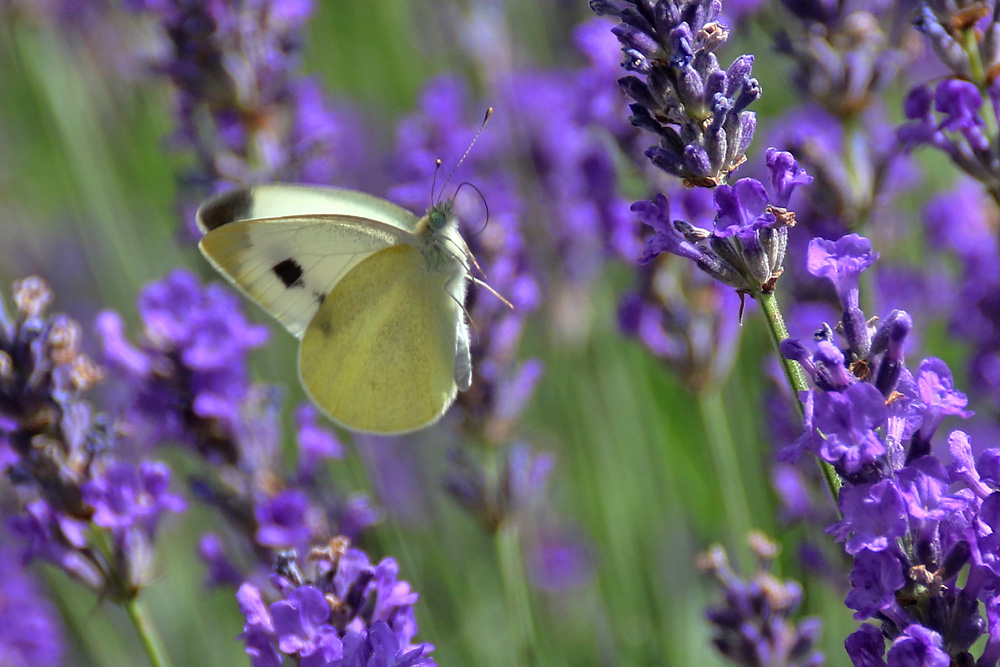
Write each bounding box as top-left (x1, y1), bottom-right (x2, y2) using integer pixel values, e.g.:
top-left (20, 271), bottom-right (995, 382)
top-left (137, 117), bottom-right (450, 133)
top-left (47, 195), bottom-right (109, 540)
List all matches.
top-left (427, 200), bottom-right (454, 232)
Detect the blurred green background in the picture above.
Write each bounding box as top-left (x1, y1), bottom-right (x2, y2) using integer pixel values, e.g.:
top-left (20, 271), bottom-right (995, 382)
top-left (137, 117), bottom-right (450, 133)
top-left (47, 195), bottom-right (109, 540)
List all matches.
top-left (0, 1), bottom-right (864, 665)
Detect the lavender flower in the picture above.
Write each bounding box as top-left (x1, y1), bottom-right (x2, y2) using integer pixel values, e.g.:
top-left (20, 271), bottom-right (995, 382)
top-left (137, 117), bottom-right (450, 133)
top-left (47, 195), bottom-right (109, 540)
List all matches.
top-left (128, 0), bottom-right (366, 235)
top-left (770, 232), bottom-right (1000, 664)
top-left (898, 78), bottom-right (1000, 197)
top-left (96, 269), bottom-right (376, 584)
top-left (913, 2), bottom-right (1000, 80)
top-left (771, 1), bottom-right (912, 117)
top-left (443, 442), bottom-right (555, 534)
top-left (236, 540), bottom-right (435, 666)
top-left (618, 251), bottom-right (743, 391)
top-left (636, 149), bottom-right (811, 297)
top-left (0, 277), bottom-right (186, 598)
top-left (698, 532), bottom-right (824, 666)
top-left (591, 0), bottom-right (760, 186)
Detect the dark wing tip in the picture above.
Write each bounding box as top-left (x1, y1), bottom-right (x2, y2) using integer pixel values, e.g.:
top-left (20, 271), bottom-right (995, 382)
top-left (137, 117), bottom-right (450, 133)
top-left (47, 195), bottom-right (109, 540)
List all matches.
top-left (196, 188), bottom-right (255, 233)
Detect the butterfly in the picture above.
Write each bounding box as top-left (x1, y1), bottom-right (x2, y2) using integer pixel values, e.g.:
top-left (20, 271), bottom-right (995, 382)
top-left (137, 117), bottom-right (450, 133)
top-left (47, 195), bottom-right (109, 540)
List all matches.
top-left (196, 183), bottom-right (480, 435)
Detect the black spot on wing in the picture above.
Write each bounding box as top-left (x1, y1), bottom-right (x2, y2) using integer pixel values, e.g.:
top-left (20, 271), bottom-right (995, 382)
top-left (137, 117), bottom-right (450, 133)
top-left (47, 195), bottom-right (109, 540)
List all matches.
top-left (273, 258), bottom-right (305, 288)
top-left (198, 188), bottom-right (254, 232)
top-left (313, 291), bottom-right (326, 305)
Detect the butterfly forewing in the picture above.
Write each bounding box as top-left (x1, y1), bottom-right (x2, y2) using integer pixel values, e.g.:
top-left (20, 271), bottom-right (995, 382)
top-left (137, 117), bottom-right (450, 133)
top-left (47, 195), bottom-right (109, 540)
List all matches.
top-left (197, 184), bottom-right (420, 234)
top-left (299, 243), bottom-right (461, 434)
top-left (198, 215), bottom-right (411, 338)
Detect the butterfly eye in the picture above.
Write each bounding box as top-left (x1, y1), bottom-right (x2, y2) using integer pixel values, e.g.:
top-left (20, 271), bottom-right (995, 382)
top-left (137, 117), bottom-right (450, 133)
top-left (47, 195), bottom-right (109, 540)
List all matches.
top-left (429, 209), bottom-right (448, 231)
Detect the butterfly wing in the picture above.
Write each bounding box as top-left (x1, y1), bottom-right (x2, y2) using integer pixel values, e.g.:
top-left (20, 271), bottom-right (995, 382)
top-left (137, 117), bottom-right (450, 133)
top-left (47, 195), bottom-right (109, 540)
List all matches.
top-left (197, 184), bottom-right (420, 234)
top-left (299, 243), bottom-right (464, 434)
top-left (199, 215), bottom-right (419, 338)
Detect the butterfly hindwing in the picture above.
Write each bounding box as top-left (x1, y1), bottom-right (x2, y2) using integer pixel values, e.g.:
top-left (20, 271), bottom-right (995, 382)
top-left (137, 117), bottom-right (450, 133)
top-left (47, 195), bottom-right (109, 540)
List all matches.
top-left (198, 216), bottom-right (411, 338)
top-left (299, 243), bottom-right (462, 434)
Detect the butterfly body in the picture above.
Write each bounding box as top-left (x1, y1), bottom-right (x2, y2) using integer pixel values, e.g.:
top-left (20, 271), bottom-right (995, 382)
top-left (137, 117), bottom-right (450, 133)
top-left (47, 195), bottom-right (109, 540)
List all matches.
top-left (196, 184), bottom-right (472, 435)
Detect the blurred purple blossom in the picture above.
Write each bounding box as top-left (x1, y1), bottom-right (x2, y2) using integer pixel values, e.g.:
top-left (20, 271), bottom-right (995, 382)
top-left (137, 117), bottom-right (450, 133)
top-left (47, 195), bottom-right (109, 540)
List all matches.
top-left (295, 403), bottom-right (344, 481)
top-left (0, 276), bottom-right (186, 599)
top-left (526, 526), bottom-right (594, 592)
top-left (772, 2), bottom-right (913, 118)
top-left (126, 0), bottom-right (369, 235)
top-left (0, 544), bottom-right (64, 667)
top-left (922, 181), bottom-right (1000, 413)
top-left (444, 442), bottom-right (555, 534)
top-left (699, 533), bottom-right (824, 666)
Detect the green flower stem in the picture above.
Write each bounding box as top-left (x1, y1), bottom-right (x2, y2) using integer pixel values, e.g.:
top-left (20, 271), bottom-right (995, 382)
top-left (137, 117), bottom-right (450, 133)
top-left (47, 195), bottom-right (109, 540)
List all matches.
top-left (698, 388), bottom-right (754, 555)
top-left (495, 521), bottom-right (538, 667)
top-left (757, 291), bottom-right (842, 502)
top-left (125, 597), bottom-right (175, 667)
top-left (963, 27), bottom-right (986, 86)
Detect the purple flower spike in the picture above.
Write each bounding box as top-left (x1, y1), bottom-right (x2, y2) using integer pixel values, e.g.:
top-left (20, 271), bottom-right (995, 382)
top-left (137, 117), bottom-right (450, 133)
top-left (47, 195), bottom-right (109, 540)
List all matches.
top-left (127, 0), bottom-right (367, 234)
top-left (700, 533), bottom-right (824, 666)
top-left (594, 0), bottom-right (759, 186)
top-left (636, 151), bottom-right (807, 294)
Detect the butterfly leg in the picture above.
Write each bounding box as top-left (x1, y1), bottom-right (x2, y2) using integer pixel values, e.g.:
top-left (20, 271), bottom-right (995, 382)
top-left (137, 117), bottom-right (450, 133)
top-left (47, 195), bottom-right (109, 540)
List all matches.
top-left (454, 322), bottom-right (472, 390)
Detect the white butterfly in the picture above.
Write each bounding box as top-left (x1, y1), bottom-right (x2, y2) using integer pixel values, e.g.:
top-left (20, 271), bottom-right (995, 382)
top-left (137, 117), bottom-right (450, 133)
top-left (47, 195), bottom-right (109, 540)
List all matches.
top-left (196, 183), bottom-right (475, 435)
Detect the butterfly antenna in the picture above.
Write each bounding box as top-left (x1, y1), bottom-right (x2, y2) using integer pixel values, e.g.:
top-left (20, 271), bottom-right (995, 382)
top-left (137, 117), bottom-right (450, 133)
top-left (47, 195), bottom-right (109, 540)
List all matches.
top-left (439, 107), bottom-right (493, 202)
top-left (430, 158), bottom-right (443, 204)
top-left (453, 181), bottom-right (490, 236)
